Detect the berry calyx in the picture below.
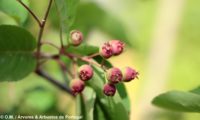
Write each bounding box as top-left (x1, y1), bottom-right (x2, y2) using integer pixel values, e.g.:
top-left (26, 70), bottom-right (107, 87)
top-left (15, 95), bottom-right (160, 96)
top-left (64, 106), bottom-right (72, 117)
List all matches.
top-left (70, 30), bottom-right (83, 46)
top-left (106, 67), bottom-right (123, 84)
top-left (122, 67), bottom-right (138, 82)
top-left (78, 64), bottom-right (93, 81)
top-left (103, 83), bottom-right (116, 96)
top-left (99, 42), bottom-right (113, 59)
top-left (70, 79), bottom-right (85, 95)
top-left (109, 40), bottom-right (125, 55)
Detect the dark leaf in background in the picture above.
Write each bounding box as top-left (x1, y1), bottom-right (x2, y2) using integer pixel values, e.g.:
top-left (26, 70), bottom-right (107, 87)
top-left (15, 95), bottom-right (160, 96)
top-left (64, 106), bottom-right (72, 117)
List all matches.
top-left (0, 25), bottom-right (36, 81)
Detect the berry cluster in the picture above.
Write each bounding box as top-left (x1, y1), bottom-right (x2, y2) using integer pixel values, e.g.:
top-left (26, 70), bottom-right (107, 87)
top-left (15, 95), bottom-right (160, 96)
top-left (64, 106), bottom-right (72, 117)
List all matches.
top-left (69, 30), bottom-right (138, 96)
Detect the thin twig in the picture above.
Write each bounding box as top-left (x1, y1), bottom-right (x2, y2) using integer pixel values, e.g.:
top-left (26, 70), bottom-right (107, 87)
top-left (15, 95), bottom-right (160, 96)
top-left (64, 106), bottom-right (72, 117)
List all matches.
top-left (101, 59), bottom-right (105, 67)
top-left (36, 0), bottom-right (53, 65)
top-left (72, 59), bottom-right (78, 79)
top-left (88, 53), bottom-right (100, 58)
top-left (17, 0), bottom-right (42, 26)
top-left (35, 69), bottom-right (74, 96)
top-left (42, 0), bottom-right (53, 27)
top-left (41, 41), bottom-right (60, 50)
top-left (55, 59), bottom-right (70, 84)
top-left (55, 59), bottom-right (73, 78)
top-left (59, 27), bottom-right (64, 48)
top-left (63, 52), bottom-right (107, 71)
top-left (54, 0), bottom-right (64, 48)
top-left (38, 53), bottom-right (59, 59)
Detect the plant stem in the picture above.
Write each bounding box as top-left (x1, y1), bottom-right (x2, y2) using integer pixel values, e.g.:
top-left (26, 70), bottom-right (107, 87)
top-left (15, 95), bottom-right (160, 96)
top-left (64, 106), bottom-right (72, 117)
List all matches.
top-left (35, 69), bottom-right (74, 96)
top-left (41, 41), bottom-right (60, 50)
top-left (72, 59), bottom-right (78, 78)
top-left (17, 0), bottom-right (42, 26)
top-left (36, 0), bottom-right (53, 65)
top-left (55, 58), bottom-right (73, 79)
top-left (59, 27), bottom-right (64, 48)
top-left (88, 53), bottom-right (100, 58)
top-left (63, 52), bottom-right (107, 71)
top-left (54, 0), bottom-right (64, 48)
top-left (101, 59), bottom-right (105, 67)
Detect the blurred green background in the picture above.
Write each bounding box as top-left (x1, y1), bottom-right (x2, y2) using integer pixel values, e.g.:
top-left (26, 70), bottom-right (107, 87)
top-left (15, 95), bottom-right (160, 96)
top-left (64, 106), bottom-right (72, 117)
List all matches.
top-left (0, 0), bottom-right (200, 120)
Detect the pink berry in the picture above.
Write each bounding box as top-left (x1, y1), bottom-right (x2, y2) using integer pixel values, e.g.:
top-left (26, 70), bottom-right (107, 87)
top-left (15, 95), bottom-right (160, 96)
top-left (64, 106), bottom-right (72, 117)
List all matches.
top-left (103, 83), bottom-right (116, 96)
top-left (99, 42), bottom-right (113, 59)
top-left (109, 40), bottom-right (125, 55)
top-left (106, 67), bottom-right (123, 84)
top-left (70, 30), bottom-right (83, 46)
top-left (122, 67), bottom-right (138, 82)
top-left (79, 65), bottom-right (93, 81)
top-left (70, 79), bottom-right (85, 95)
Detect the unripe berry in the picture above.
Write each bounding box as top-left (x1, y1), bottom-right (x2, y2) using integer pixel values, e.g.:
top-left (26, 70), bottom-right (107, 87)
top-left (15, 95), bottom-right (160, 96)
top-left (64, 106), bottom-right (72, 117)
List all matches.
top-left (78, 65), bottom-right (93, 81)
top-left (109, 40), bottom-right (125, 55)
top-left (70, 30), bottom-right (83, 46)
top-left (122, 67), bottom-right (138, 82)
top-left (70, 79), bottom-right (85, 95)
top-left (99, 42), bottom-right (113, 59)
top-left (106, 67), bottom-right (123, 84)
top-left (103, 83), bottom-right (116, 96)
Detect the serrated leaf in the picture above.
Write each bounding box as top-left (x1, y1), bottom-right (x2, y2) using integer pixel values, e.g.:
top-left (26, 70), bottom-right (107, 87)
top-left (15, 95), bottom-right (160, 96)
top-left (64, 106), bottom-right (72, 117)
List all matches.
top-left (0, 0), bottom-right (29, 24)
top-left (0, 25), bottom-right (36, 81)
top-left (152, 90), bottom-right (200, 112)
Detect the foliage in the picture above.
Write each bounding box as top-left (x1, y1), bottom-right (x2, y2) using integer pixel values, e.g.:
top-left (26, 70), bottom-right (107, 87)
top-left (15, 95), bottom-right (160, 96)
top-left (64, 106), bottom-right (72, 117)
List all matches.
top-left (0, 0), bottom-right (131, 120)
top-left (0, 25), bottom-right (36, 81)
top-left (0, 0), bottom-right (29, 24)
top-left (152, 87), bottom-right (200, 113)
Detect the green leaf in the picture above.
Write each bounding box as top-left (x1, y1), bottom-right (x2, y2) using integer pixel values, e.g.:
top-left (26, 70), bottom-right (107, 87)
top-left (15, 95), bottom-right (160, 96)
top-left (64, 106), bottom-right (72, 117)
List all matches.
top-left (190, 86), bottom-right (200, 95)
top-left (93, 55), bottom-right (112, 68)
top-left (0, 25), bottom-right (36, 81)
top-left (66, 44), bottom-right (98, 55)
top-left (116, 83), bottom-right (131, 112)
top-left (152, 90), bottom-right (200, 112)
top-left (77, 87), bottom-right (96, 120)
top-left (22, 88), bottom-right (56, 113)
top-left (0, 0), bottom-right (29, 24)
top-left (74, 3), bottom-right (132, 46)
top-left (54, 0), bottom-right (79, 32)
top-left (93, 103), bottom-right (106, 120)
top-left (76, 95), bottom-right (86, 120)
